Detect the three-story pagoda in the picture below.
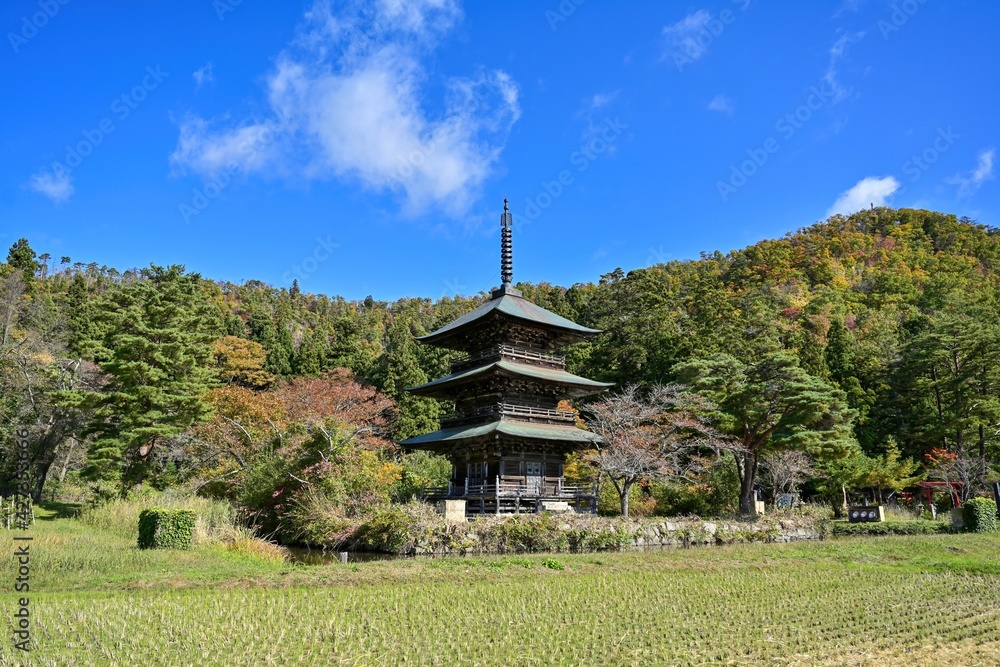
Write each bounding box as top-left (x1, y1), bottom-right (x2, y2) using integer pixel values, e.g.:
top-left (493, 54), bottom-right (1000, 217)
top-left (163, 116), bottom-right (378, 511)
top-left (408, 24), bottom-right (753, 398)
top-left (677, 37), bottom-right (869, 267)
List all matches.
top-left (399, 200), bottom-right (611, 515)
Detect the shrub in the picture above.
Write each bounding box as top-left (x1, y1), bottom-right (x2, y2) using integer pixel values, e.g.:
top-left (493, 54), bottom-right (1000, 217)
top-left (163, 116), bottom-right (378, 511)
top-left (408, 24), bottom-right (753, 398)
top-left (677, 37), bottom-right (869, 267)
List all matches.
top-left (138, 508), bottom-right (196, 549)
top-left (831, 521), bottom-right (951, 537)
top-left (218, 525), bottom-right (290, 563)
top-left (962, 497), bottom-right (998, 533)
top-left (354, 502), bottom-right (440, 553)
top-left (79, 490), bottom-right (235, 542)
top-left (653, 458), bottom-right (740, 517)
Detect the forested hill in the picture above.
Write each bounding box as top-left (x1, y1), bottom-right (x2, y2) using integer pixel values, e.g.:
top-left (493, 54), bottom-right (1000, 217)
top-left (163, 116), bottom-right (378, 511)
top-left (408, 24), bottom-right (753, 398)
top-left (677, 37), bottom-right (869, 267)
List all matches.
top-left (3, 207), bottom-right (999, 474)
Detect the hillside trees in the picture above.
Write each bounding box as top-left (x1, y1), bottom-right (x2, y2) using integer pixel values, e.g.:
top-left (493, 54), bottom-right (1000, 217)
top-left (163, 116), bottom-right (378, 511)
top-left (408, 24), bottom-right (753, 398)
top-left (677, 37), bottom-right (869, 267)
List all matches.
top-left (893, 310), bottom-right (1000, 479)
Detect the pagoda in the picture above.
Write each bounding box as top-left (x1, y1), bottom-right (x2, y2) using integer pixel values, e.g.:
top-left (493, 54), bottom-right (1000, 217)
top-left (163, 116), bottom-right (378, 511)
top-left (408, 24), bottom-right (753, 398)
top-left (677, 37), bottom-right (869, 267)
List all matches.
top-left (399, 200), bottom-right (611, 515)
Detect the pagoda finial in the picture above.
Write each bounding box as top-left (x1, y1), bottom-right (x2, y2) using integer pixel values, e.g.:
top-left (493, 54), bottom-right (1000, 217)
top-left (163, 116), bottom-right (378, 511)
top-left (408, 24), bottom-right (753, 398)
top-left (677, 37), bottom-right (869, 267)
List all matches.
top-left (500, 198), bottom-right (513, 286)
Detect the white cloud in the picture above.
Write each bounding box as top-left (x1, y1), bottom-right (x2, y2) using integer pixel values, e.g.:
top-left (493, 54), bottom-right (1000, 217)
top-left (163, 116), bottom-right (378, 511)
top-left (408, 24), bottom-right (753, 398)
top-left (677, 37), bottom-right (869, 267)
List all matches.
top-left (27, 170), bottom-right (74, 203)
top-left (827, 176), bottom-right (899, 216)
top-left (584, 90), bottom-right (619, 112)
top-left (707, 94), bottom-right (733, 114)
top-left (947, 148), bottom-right (995, 196)
top-left (823, 32), bottom-right (864, 103)
top-left (170, 0), bottom-right (519, 215)
top-left (578, 90), bottom-right (622, 146)
top-left (662, 10), bottom-right (713, 62)
top-left (193, 63), bottom-right (214, 90)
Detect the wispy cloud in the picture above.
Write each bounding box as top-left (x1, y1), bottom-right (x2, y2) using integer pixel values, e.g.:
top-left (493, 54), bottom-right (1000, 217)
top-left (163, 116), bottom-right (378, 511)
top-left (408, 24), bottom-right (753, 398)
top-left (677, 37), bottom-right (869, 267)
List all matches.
top-left (827, 176), bottom-right (899, 216)
top-left (662, 10), bottom-right (713, 62)
top-left (27, 170), bottom-right (74, 203)
top-left (193, 63), bottom-right (214, 90)
top-left (947, 148), bottom-right (995, 196)
top-left (583, 90), bottom-right (620, 112)
top-left (578, 89), bottom-right (622, 145)
top-left (707, 94), bottom-right (734, 114)
top-left (170, 0), bottom-right (520, 216)
top-left (823, 32), bottom-right (864, 103)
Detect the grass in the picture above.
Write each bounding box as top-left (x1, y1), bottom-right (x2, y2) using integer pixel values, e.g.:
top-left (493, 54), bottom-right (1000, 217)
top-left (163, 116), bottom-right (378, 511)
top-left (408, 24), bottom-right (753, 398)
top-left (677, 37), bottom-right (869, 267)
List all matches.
top-left (1, 505), bottom-right (999, 665)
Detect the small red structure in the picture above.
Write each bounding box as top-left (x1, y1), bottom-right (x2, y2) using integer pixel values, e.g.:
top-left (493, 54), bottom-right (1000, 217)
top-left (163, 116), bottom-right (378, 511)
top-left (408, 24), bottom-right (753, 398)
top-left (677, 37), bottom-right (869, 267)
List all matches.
top-left (916, 481), bottom-right (963, 508)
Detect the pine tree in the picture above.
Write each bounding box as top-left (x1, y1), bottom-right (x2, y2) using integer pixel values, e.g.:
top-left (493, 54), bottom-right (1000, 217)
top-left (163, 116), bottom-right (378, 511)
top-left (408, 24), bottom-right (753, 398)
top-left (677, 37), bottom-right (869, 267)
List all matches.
top-left (80, 265), bottom-right (219, 489)
top-left (6, 238), bottom-right (39, 286)
top-left (378, 318), bottom-right (439, 440)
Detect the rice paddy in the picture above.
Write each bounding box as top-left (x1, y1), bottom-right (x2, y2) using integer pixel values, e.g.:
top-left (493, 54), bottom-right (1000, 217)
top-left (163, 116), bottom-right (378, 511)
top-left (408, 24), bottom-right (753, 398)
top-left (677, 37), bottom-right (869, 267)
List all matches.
top-left (2, 506), bottom-right (999, 666)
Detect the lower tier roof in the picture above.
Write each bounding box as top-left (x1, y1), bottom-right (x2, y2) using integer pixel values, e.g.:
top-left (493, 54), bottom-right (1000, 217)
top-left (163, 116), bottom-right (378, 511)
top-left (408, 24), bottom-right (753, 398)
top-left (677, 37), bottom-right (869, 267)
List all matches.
top-left (398, 419), bottom-right (601, 452)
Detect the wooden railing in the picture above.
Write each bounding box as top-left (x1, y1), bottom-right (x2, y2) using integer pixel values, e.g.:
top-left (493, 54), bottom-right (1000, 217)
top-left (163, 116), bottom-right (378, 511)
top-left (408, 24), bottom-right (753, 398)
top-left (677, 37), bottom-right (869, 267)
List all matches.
top-left (422, 478), bottom-right (596, 500)
top-left (450, 344), bottom-right (565, 373)
top-left (440, 401), bottom-right (576, 428)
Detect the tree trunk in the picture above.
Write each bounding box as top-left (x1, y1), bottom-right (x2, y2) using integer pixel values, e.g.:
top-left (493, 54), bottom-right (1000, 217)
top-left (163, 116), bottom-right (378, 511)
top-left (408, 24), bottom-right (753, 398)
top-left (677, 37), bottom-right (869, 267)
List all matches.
top-left (619, 480), bottom-right (632, 517)
top-left (979, 424), bottom-right (988, 487)
top-left (30, 429), bottom-right (64, 503)
top-left (737, 452), bottom-right (758, 516)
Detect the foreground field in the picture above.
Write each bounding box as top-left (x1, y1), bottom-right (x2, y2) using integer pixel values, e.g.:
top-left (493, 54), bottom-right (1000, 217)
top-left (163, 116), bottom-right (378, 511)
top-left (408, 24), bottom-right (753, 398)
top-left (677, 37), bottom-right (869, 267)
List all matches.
top-left (2, 507), bottom-right (999, 666)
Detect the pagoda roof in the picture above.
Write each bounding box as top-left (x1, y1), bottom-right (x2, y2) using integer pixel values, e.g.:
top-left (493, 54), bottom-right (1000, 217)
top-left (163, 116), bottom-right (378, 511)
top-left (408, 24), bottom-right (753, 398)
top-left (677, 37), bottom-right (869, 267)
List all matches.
top-left (406, 359), bottom-right (612, 399)
top-left (417, 290), bottom-right (601, 347)
top-left (398, 419), bottom-right (601, 449)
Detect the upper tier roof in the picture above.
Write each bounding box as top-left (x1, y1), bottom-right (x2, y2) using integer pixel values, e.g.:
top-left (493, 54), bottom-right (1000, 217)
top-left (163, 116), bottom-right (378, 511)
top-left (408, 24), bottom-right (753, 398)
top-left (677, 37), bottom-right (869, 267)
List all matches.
top-left (417, 288), bottom-right (602, 348)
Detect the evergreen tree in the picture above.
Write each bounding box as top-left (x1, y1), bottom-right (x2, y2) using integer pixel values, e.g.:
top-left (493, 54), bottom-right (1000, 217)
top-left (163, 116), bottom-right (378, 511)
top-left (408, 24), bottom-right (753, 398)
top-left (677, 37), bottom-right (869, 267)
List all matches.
top-left (676, 352), bottom-right (856, 515)
top-left (80, 265), bottom-right (219, 489)
top-left (66, 273), bottom-right (96, 358)
top-left (6, 238), bottom-right (40, 285)
top-left (377, 318), bottom-right (439, 440)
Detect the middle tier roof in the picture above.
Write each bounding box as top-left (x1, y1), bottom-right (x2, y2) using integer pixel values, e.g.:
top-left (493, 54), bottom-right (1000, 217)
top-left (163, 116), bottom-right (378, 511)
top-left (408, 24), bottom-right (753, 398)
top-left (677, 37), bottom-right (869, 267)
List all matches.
top-left (406, 359), bottom-right (613, 399)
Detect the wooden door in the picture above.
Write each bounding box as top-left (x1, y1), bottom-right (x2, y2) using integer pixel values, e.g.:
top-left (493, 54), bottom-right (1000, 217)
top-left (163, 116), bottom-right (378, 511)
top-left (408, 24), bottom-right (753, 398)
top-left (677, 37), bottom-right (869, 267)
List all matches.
top-left (525, 461), bottom-right (542, 495)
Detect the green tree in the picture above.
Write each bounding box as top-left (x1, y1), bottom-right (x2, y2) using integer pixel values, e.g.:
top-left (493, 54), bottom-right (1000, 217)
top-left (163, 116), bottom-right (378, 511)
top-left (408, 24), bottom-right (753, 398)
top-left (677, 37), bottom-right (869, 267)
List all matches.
top-left (895, 312), bottom-right (1000, 476)
top-left (377, 318), bottom-right (439, 440)
top-left (863, 439), bottom-right (922, 503)
top-left (6, 238), bottom-right (40, 285)
top-left (80, 265), bottom-right (220, 489)
top-left (676, 352), bottom-right (856, 515)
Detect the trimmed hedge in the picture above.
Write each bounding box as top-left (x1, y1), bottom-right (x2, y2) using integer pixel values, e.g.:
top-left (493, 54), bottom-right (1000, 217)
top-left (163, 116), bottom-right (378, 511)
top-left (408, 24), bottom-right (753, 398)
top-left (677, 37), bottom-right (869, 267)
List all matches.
top-left (831, 520), bottom-right (951, 537)
top-left (138, 508), bottom-right (196, 549)
top-left (962, 497), bottom-right (998, 533)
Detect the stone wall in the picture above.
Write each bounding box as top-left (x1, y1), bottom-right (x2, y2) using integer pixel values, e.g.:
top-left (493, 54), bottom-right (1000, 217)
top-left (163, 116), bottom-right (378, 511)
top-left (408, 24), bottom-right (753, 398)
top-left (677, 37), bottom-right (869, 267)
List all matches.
top-left (405, 514), bottom-right (822, 556)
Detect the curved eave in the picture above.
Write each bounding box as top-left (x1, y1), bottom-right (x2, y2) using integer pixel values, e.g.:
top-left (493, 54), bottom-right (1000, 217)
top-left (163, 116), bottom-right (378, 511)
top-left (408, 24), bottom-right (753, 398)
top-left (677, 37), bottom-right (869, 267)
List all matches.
top-left (417, 294), bottom-right (601, 347)
top-left (406, 360), bottom-right (613, 399)
top-left (398, 419), bottom-right (602, 451)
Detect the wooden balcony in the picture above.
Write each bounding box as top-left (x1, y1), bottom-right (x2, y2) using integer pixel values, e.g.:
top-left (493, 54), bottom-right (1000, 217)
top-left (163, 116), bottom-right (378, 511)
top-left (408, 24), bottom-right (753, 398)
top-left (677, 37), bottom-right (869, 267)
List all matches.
top-left (450, 344), bottom-right (565, 373)
top-left (423, 477), bottom-right (596, 501)
top-left (440, 402), bottom-right (577, 429)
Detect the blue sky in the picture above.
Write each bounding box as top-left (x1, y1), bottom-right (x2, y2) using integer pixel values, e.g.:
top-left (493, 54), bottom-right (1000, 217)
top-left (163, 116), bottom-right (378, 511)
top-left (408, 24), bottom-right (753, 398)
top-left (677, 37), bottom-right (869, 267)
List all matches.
top-left (3, 0), bottom-right (997, 301)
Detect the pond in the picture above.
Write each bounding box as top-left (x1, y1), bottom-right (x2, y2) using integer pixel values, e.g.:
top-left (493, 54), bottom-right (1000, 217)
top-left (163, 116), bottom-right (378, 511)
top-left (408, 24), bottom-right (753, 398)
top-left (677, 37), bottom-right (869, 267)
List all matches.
top-left (285, 547), bottom-right (409, 565)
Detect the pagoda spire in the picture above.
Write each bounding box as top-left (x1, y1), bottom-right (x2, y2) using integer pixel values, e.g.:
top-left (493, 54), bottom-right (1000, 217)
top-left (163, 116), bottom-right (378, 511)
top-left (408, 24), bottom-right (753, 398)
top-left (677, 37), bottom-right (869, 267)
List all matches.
top-left (500, 198), bottom-right (513, 286)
